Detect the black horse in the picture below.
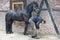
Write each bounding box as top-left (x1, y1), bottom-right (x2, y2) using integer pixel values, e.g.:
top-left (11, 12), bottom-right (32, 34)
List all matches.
top-left (5, 1), bottom-right (38, 35)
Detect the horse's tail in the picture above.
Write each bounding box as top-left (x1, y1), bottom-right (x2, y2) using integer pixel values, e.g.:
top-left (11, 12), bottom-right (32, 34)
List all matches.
top-left (5, 10), bottom-right (13, 22)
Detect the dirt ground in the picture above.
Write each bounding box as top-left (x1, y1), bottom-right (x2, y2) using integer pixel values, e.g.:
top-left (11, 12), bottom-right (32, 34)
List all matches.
top-left (0, 30), bottom-right (60, 40)
top-left (0, 12), bottom-right (60, 40)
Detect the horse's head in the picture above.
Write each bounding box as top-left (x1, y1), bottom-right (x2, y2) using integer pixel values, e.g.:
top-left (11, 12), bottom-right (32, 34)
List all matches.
top-left (26, 1), bottom-right (39, 13)
top-left (32, 1), bottom-right (39, 13)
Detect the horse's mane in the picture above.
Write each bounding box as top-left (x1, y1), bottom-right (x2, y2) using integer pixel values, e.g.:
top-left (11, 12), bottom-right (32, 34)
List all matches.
top-left (25, 1), bottom-right (38, 9)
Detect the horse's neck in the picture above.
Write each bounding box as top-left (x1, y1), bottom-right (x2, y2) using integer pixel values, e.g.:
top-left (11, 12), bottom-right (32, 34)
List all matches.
top-left (26, 9), bottom-right (32, 13)
top-left (28, 11), bottom-right (32, 18)
top-left (23, 8), bottom-right (32, 18)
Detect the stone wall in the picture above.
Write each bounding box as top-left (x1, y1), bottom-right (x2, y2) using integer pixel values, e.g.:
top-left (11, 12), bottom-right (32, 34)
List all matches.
top-left (0, 0), bottom-right (10, 10)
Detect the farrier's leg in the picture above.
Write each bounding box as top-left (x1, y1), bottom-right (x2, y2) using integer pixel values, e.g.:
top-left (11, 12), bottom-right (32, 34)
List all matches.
top-left (29, 19), bottom-right (37, 38)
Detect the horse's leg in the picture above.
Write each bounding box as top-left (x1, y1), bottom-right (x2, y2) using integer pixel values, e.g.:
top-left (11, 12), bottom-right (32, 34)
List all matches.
top-left (22, 14), bottom-right (29, 35)
top-left (6, 20), bottom-right (13, 34)
top-left (6, 21), bottom-right (10, 33)
top-left (9, 20), bottom-right (13, 33)
top-left (5, 12), bottom-right (14, 34)
top-left (24, 22), bottom-right (28, 35)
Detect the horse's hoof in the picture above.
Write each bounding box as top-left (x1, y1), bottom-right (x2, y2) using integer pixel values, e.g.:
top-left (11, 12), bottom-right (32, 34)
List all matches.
top-left (24, 33), bottom-right (27, 35)
top-left (24, 33), bottom-right (28, 35)
top-left (6, 32), bottom-right (10, 34)
top-left (6, 31), bottom-right (13, 34)
top-left (10, 32), bottom-right (13, 34)
top-left (6, 31), bottom-right (9, 34)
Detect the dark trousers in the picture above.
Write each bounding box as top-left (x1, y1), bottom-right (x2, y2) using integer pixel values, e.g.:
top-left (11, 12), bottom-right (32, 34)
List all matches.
top-left (29, 18), bottom-right (40, 36)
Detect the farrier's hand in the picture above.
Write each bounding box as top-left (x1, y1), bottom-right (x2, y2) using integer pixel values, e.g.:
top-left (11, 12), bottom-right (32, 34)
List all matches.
top-left (42, 20), bottom-right (46, 24)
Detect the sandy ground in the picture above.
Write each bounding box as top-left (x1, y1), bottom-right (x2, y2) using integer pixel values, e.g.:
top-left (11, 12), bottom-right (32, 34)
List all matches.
top-left (0, 30), bottom-right (60, 40)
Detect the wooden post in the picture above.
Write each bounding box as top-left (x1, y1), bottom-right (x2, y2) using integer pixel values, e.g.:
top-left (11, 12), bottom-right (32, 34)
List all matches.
top-left (10, 0), bottom-right (12, 10)
top-left (24, 0), bottom-right (27, 8)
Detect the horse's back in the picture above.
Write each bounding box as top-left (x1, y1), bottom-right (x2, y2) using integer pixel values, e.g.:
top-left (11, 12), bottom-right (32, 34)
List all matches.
top-left (6, 10), bottom-right (16, 16)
